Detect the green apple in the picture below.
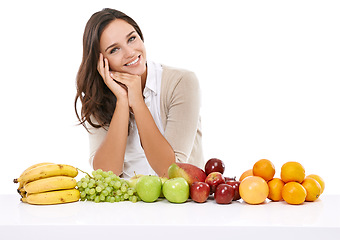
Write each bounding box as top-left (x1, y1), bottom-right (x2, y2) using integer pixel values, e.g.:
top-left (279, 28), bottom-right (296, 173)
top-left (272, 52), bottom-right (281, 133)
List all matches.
top-left (159, 177), bottom-right (169, 198)
top-left (128, 174), bottom-right (144, 188)
top-left (136, 175), bottom-right (162, 202)
top-left (162, 177), bottom-right (189, 203)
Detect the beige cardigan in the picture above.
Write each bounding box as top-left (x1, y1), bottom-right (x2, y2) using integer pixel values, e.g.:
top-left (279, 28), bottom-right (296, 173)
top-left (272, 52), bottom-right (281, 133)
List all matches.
top-left (87, 65), bottom-right (204, 170)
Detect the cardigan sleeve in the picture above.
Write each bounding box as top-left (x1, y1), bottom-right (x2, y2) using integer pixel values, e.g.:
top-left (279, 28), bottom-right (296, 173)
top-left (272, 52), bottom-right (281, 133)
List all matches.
top-left (160, 67), bottom-right (204, 168)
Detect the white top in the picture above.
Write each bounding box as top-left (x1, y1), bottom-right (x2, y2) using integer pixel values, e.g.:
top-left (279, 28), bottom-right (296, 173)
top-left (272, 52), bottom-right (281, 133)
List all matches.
top-left (89, 61), bottom-right (164, 178)
top-left (122, 61), bottom-right (164, 178)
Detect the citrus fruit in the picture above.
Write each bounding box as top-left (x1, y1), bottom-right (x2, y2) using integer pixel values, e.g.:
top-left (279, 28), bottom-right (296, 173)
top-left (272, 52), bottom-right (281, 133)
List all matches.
top-left (301, 177), bottom-right (321, 202)
top-left (280, 161), bottom-right (305, 183)
top-left (253, 159), bottom-right (275, 181)
top-left (306, 174), bottom-right (325, 194)
top-left (239, 169), bottom-right (253, 182)
top-left (282, 182), bottom-right (306, 205)
top-left (239, 176), bottom-right (269, 204)
top-left (267, 178), bottom-right (285, 201)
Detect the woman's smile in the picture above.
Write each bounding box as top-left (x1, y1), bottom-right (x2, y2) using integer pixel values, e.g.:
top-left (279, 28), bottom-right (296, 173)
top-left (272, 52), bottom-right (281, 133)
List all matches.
top-left (125, 55), bottom-right (141, 66)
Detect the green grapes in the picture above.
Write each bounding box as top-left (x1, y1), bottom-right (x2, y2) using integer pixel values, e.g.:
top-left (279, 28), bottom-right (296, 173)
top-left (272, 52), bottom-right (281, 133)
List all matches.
top-left (76, 169), bottom-right (139, 203)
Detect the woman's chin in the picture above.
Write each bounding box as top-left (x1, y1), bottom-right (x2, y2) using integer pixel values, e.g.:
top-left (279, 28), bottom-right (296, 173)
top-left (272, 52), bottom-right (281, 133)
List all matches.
top-left (123, 65), bottom-right (146, 76)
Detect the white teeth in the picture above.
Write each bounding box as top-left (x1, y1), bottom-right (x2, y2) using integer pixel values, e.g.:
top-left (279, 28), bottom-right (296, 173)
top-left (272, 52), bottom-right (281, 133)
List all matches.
top-left (126, 57), bottom-right (139, 66)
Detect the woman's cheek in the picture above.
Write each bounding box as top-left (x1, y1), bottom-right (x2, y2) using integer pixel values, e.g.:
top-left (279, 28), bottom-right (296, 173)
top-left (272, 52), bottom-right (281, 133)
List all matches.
top-left (108, 59), bottom-right (120, 71)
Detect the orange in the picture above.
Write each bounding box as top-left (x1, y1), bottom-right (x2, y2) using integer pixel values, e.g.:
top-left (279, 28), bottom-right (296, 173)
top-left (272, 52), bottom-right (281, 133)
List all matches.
top-left (280, 161), bottom-right (305, 183)
top-left (267, 178), bottom-right (285, 201)
top-left (239, 176), bottom-right (269, 204)
top-left (253, 159), bottom-right (275, 181)
top-left (306, 174), bottom-right (325, 194)
top-left (302, 177), bottom-right (321, 202)
top-left (282, 182), bottom-right (306, 205)
top-left (239, 169), bottom-right (253, 182)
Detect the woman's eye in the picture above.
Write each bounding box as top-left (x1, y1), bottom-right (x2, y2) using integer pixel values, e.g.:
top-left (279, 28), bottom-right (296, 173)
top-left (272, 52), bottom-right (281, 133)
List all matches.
top-left (128, 36), bottom-right (136, 42)
top-left (110, 47), bottom-right (119, 54)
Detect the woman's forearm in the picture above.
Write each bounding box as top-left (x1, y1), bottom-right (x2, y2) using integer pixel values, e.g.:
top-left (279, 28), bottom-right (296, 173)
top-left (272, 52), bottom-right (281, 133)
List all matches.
top-left (92, 100), bottom-right (129, 175)
top-left (133, 102), bottom-right (176, 177)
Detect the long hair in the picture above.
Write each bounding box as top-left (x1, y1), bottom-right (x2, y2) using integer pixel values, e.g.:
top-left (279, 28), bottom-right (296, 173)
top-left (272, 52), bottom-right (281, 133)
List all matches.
top-left (74, 8), bottom-right (144, 131)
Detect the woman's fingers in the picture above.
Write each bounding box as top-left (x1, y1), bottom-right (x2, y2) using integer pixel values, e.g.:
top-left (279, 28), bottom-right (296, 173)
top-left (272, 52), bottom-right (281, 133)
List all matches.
top-left (103, 58), bottom-right (111, 84)
top-left (97, 53), bottom-right (105, 77)
top-left (96, 54), bottom-right (128, 98)
top-left (110, 72), bottom-right (138, 86)
top-left (99, 55), bottom-right (115, 87)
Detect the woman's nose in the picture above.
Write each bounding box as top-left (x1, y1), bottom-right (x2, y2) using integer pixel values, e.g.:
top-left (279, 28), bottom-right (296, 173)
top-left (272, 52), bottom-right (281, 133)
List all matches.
top-left (124, 46), bottom-right (135, 58)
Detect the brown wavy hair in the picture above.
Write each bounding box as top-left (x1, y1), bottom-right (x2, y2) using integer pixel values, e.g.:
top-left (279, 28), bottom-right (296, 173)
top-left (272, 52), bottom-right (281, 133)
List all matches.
top-left (74, 8), bottom-right (144, 132)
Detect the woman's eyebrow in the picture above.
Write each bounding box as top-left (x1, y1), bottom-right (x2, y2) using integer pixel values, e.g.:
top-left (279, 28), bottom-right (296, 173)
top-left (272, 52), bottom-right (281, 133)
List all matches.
top-left (105, 30), bottom-right (136, 52)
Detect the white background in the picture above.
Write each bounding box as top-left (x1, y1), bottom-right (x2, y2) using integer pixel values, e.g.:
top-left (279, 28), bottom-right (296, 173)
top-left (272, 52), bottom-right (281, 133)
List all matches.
top-left (1, 0), bottom-right (339, 195)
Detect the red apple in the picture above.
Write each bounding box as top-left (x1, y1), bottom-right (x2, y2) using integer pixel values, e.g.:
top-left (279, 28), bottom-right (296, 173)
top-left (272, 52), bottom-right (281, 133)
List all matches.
top-left (190, 182), bottom-right (210, 203)
top-left (225, 180), bottom-right (241, 200)
top-left (214, 184), bottom-right (235, 204)
top-left (205, 158), bottom-right (225, 175)
top-left (205, 172), bottom-right (225, 194)
top-left (168, 163), bottom-right (206, 185)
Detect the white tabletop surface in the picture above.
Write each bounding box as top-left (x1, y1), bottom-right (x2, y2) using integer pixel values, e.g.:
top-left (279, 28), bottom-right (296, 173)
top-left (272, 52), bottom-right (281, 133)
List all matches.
top-left (1, 194), bottom-right (339, 240)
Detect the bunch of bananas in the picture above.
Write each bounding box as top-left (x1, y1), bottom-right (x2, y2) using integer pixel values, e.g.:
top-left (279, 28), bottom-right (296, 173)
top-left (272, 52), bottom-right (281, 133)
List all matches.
top-left (14, 162), bottom-right (80, 205)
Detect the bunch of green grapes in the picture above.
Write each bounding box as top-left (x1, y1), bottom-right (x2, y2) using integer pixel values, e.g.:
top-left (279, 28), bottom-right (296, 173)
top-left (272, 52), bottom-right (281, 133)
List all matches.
top-left (76, 169), bottom-right (140, 203)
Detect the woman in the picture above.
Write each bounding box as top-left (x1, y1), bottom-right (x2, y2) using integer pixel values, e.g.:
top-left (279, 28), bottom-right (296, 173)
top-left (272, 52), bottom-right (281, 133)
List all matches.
top-left (75, 8), bottom-right (203, 178)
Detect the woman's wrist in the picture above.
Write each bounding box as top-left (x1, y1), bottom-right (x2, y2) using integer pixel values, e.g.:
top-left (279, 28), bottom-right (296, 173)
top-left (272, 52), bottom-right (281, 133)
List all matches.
top-left (130, 99), bottom-right (147, 114)
top-left (116, 98), bottom-right (129, 109)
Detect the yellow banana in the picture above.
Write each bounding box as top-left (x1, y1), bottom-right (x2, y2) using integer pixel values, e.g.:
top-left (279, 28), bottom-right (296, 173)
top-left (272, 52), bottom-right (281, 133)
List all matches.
top-left (25, 189), bottom-right (80, 205)
top-left (19, 162), bottom-right (54, 178)
top-left (14, 162), bottom-right (54, 186)
top-left (15, 164), bottom-right (78, 183)
top-left (24, 176), bottom-right (77, 194)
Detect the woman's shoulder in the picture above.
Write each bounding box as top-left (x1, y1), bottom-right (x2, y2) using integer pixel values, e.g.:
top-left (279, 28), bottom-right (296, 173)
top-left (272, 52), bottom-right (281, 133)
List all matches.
top-left (162, 64), bottom-right (196, 78)
top-left (160, 64), bottom-right (200, 106)
top-left (161, 64), bottom-right (199, 87)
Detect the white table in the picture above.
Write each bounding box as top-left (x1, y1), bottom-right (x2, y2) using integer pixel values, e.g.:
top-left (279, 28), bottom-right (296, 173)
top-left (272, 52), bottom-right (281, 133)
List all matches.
top-left (1, 194), bottom-right (339, 240)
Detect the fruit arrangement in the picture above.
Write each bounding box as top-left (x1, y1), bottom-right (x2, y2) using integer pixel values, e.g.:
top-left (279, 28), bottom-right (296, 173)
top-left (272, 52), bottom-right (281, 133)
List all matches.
top-left (239, 159), bottom-right (325, 205)
top-left (13, 162), bottom-right (80, 205)
top-left (13, 159), bottom-right (325, 206)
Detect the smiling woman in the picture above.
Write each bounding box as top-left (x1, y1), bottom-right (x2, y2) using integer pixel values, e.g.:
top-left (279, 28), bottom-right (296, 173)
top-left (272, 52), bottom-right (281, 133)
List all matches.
top-left (74, 8), bottom-right (204, 179)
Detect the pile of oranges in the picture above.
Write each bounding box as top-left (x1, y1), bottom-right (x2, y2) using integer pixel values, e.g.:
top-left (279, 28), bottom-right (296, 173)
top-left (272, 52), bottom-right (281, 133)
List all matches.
top-left (239, 159), bottom-right (325, 205)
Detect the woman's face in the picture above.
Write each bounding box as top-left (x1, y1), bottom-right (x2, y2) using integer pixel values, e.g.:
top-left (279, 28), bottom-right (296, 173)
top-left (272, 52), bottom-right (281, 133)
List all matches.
top-left (99, 19), bottom-right (146, 76)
